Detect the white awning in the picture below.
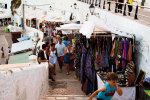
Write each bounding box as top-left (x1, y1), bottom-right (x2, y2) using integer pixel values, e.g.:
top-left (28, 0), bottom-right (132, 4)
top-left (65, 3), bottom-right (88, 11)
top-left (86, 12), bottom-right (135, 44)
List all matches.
top-left (79, 21), bottom-right (95, 38)
top-left (11, 40), bottom-right (34, 53)
top-left (56, 23), bottom-right (82, 30)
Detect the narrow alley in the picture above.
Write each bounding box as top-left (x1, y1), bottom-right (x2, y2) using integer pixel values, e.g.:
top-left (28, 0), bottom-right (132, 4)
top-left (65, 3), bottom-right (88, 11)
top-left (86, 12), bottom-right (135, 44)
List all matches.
top-left (41, 63), bottom-right (96, 100)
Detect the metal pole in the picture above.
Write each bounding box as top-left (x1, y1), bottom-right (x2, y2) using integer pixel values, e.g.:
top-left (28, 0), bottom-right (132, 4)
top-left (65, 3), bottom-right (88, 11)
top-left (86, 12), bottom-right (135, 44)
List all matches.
top-left (103, 0), bottom-right (105, 9)
top-left (123, 3), bottom-right (127, 16)
top-left (108, 1), bottom-right (111, 11)
top-left (23, 4), bottom-right (25, 30)
top-left (95, 0), bottom-right (98, 6)
top-left (134, 5), bottom-right (138, 20)
top-left (115, 2), bottom-right (118, 13)
top-left (99, 0), bottom-right (101, 8)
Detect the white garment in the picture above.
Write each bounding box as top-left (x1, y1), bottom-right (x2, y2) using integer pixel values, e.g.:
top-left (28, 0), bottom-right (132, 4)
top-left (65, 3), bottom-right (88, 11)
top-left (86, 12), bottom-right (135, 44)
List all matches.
top-left (55, 43), bottom-right (65, 57)
top-left (44, 27), bottom-right (46, 33)
top-left (49, 50), bottom-right (57, 64)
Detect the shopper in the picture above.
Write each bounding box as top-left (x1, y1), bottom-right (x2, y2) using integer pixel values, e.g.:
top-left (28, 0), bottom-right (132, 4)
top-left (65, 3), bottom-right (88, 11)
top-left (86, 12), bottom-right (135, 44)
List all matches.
top-left (128, 0), bottom-right (133, 16)
top-left (88, 72), bottom-right (123, 100)
top-left (45, 42), bottom-right (51, 60)
top-left (55, 37), bottom-right (65, 72)
top-left (63, 36), bottom-right (70, 47)
top-left (1, 47), bottom-right (4, 58)
top-left (49, 43), bottom-right (57, 75)
top-left (64, 43), bottom-right (74, 75)
top-left (37, 44), bottom-right (48, 64)
top-left (118, 0), bottom-right (124, 13)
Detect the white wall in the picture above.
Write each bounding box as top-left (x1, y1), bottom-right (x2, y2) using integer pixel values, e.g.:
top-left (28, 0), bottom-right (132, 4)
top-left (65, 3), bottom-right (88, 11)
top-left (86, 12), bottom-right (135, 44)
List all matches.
top-left (0, 0), bottom-right (11, 19)
top-left (0, 63), bottom-right (49, 100)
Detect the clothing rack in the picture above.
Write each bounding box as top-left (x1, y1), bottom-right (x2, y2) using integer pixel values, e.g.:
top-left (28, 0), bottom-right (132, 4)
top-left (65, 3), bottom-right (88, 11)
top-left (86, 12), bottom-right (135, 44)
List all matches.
top-left (91, 31), bottom-right (136, 52)
top-left (91, 33), bottom-right (133, 39)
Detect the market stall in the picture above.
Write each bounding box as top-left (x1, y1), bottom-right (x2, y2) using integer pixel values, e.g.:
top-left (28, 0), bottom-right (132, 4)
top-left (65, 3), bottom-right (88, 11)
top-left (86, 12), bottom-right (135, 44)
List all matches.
top-left (72, 21), bottom-right (137, 100)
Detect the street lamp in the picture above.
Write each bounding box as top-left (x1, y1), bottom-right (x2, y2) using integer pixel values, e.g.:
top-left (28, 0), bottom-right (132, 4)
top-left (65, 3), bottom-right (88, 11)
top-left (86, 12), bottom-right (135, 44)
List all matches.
top-left (49, 6), bottom-right (52, 10)
top-left (74, 3), bottom-right (77, 9)
top-left (89, 4), bottom-right (95, 15)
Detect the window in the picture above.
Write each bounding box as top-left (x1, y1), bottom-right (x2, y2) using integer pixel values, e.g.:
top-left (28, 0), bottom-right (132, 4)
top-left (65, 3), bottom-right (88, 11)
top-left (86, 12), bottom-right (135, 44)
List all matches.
top-left (0, 3), bottom-right (7, 9)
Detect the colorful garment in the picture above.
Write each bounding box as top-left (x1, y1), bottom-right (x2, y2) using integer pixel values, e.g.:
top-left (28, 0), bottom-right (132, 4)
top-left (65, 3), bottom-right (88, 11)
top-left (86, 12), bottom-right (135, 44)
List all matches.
top-left (122, 39), bottom-right (129, 69)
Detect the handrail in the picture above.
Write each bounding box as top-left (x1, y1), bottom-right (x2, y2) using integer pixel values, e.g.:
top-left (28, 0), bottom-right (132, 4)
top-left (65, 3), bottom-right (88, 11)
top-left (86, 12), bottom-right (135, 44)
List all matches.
top-left (78, 0), bottom-right (150, 25)
top-left (108, 1), bottom-right (150, 9)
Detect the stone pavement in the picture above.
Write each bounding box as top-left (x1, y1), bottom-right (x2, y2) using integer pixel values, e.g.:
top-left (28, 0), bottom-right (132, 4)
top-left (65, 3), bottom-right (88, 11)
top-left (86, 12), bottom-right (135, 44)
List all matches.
top-left (41, 63), bottom-right (97, 100)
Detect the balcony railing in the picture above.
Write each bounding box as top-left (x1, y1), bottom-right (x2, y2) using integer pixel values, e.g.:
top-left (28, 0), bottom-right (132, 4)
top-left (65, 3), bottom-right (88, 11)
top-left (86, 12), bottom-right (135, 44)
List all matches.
top-left (78, 0), bottom-right (150, 25)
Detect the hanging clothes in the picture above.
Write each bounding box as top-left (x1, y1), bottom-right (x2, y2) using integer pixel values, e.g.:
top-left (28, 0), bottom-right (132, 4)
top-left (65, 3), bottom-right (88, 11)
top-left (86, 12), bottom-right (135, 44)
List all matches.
top-left (122, 39), bottom-right (129, 70)
top-left (85, 48), bottom-right (93, 82)
top-left (80, 45), bottom-right (87, 83)
top-left (110, 40), bottom-right (116, 58)
top-left (116, 39), bottom-right (123, 70)
top-left (114, 39), bottom-right (119, 57)
top-left (127, 41), bottom-right (132, 62)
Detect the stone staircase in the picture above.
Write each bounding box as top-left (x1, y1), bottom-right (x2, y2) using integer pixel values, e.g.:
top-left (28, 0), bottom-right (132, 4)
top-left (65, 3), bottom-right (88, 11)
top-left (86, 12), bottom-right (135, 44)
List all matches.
top-left (40, 80), bottom-right (96, 100)
top-left (41, 95), bottom-right (96, 100)
top-left (40, 63), bottom-right (97, 100)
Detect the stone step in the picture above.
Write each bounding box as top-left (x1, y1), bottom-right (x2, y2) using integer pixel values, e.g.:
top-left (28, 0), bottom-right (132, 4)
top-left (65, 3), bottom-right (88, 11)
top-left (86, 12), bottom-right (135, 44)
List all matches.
top-left (41, 95), bottom-right (97, 100)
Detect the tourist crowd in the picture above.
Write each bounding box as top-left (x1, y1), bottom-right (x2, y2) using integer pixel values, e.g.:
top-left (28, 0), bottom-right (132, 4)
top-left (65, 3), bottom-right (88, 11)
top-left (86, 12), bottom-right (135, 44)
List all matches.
top-left (37, 22), bottom-right (75, 81)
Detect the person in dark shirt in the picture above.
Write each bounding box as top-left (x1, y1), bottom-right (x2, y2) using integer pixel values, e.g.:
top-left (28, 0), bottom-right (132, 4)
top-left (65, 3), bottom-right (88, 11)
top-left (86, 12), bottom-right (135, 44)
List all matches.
top-left (37, 44), bottom-right (48, 64)
top-left (37, 44), bottom-right (55, 81)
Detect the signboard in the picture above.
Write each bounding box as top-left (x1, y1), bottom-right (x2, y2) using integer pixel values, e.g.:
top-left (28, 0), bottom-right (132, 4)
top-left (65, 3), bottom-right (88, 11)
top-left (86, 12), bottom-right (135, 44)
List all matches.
top-left (0, 3), bottom-right (7, 9)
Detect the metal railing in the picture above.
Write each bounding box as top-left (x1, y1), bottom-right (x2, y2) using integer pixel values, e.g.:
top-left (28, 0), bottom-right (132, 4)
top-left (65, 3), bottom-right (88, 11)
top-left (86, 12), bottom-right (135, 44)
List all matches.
top-left (78, 0), bottom-right (150, 25)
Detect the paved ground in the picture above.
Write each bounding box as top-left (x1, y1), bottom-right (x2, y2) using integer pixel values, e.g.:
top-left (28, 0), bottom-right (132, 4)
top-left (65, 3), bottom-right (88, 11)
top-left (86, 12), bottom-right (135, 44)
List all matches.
top-left (41, 63), bottom-right (96, 100)
top-left (0, 27), bottom-right (12, 64)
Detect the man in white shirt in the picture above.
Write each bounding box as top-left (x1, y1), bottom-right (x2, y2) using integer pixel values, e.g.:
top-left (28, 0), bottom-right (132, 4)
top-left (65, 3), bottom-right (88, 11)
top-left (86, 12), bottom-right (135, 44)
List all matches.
top-left (55, 37), bottom-right (65, 72)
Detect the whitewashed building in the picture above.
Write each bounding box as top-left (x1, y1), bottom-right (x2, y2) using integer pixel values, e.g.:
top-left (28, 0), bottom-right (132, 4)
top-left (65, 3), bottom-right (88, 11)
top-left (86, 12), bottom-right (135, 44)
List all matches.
top-left (0, 0), bottom-right (11, 26)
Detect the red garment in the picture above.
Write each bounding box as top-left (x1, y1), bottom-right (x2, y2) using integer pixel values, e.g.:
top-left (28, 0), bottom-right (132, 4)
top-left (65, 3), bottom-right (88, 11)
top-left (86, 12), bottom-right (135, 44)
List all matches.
top-left (110, 41), bottom-right (116, 57)
top-left (127, 42), bottom-right (132, 62)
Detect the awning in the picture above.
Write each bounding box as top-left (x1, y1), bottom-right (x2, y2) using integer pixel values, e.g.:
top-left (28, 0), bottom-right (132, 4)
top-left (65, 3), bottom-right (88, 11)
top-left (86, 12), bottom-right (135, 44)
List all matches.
top-left (11, 40), bottom-right (34, 53)
top-left (56, 23), bottom-right (82, 30)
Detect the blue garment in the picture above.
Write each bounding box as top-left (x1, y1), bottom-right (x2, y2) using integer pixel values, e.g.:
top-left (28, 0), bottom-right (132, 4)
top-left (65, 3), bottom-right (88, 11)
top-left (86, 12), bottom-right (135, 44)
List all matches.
top-left (97, 83), bottom-right (117, 100)
top-left (63, 40), bottom-right (70, 47)
top-left (49, 51), bottom-right (57, 64)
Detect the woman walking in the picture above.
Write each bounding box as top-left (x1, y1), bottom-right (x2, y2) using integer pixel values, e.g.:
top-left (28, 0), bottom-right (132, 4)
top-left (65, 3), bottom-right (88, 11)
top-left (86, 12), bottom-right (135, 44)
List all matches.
top-left (64, 43), bottom-right (74, 75)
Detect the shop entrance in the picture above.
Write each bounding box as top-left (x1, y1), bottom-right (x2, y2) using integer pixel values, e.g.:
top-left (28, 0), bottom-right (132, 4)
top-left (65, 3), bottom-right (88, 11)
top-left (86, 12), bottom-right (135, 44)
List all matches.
top-left (31, 18), bottom-right (36, 28)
